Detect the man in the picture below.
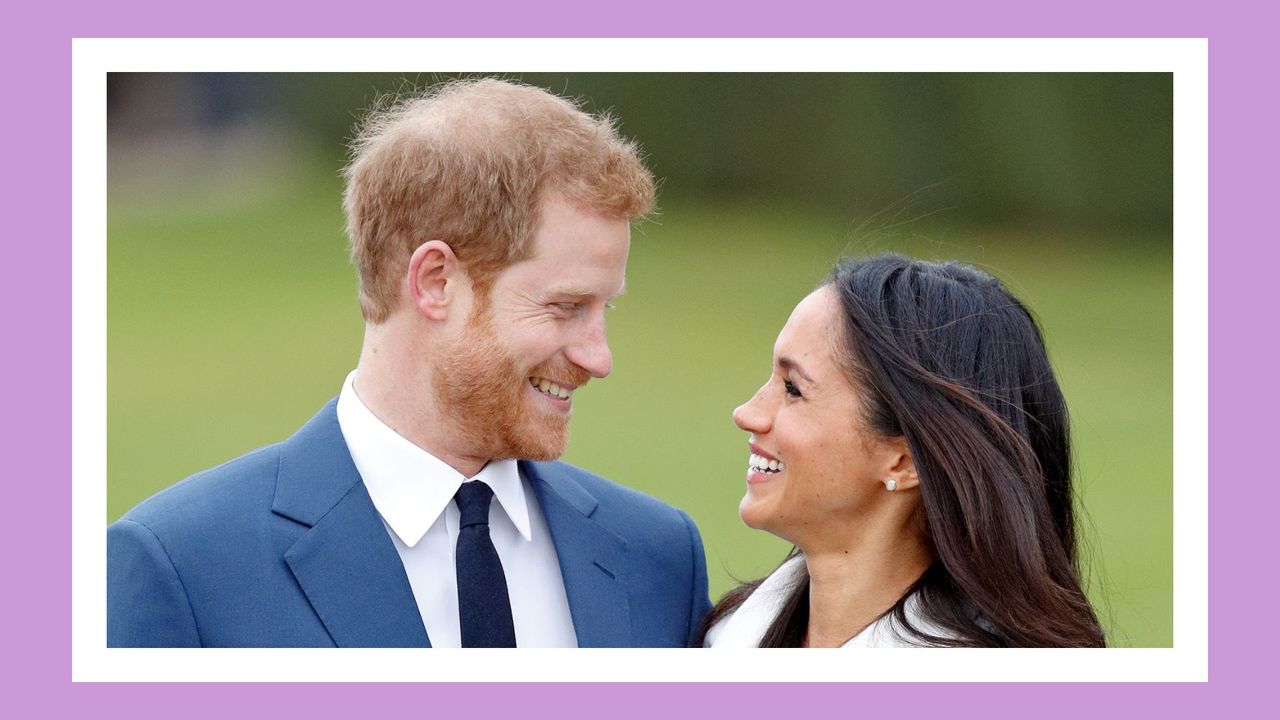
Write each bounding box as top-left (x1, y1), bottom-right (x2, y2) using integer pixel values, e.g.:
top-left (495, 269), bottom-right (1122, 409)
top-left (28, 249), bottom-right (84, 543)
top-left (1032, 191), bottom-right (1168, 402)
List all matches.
top-left (108, 79), bottom-right (711, 647)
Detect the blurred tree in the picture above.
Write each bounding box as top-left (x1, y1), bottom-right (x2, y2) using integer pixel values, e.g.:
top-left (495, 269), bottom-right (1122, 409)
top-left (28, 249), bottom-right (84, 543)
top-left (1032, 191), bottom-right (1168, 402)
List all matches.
top-left (109, 72), bottom-right (1172, 233)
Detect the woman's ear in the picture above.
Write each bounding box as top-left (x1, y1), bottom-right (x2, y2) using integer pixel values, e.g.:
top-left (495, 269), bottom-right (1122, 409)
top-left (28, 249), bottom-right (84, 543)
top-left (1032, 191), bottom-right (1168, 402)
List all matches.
top-left (882, 436), bottom-right (920, 493)
top-left (406, 240), bottom-right (463, 321)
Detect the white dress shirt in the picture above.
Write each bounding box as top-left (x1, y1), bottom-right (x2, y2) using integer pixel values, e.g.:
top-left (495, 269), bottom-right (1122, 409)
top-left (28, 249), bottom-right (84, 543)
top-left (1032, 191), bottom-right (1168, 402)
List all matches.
top-left (705, 554), bottom-right (952, 648)
top-left (336, 370), bottom-right (578, 647)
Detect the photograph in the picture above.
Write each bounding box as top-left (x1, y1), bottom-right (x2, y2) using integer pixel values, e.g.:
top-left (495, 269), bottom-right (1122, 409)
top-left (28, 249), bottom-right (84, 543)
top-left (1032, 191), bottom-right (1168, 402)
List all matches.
top-left (105, 70), bottom-right (1172, 650)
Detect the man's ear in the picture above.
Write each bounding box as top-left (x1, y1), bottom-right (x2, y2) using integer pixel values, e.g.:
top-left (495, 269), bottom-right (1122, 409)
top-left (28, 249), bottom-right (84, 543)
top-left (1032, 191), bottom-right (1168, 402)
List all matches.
top-left (882, 436), bottom-right (920, 492)
top-left (406, 240), bottom-right (464, 321)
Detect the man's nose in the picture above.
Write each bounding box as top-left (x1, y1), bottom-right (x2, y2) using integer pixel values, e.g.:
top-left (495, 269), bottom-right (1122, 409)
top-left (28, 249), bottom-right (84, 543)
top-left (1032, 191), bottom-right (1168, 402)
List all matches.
top-left (566, 315), bottom-right (613, 379)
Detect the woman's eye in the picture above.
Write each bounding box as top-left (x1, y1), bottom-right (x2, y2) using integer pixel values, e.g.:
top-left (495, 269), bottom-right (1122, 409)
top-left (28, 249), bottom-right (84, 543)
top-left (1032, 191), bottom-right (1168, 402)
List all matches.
top-left (783, 379), bottom-right (802, 398)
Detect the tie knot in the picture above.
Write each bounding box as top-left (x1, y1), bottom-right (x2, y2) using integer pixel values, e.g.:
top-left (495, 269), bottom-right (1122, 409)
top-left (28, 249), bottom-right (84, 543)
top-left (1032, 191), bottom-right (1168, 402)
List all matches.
top-left (455, 481), bottom-right (494, 528)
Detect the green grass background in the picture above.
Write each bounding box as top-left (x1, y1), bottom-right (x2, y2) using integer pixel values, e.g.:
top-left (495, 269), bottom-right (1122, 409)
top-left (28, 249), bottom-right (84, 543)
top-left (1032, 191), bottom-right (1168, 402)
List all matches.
top-left (108, 162), bottom-right (1171, 647)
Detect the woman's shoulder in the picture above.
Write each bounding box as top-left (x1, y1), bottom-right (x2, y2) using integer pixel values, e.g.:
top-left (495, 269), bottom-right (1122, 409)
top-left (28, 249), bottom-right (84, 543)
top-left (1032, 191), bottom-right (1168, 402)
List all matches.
top-left (705, 555), bottom-right (807, 648)
top-left (707, 554), bottom-right (967, 648)
top-left (844, 594), bottom-right (966, 648)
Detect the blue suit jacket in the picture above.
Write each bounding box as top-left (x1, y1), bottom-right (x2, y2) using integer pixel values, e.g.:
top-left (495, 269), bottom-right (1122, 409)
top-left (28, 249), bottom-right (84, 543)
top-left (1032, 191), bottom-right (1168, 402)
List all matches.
top-left (108, 399), bottom-right (712, 647)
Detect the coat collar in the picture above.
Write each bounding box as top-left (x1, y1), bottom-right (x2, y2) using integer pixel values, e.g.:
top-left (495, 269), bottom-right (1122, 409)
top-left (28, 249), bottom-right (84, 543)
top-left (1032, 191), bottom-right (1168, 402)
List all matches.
top-left (522, 460), bottom-right (632, 648)
top-left (273, 399), bottom-right (431, 647)
top-left (270, 399), bottom-right (633, 648)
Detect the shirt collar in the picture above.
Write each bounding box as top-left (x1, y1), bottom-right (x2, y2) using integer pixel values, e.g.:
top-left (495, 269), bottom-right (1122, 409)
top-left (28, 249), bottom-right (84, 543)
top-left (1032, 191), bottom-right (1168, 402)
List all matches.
top-left (717, 554), bottom-right (948, 647)
top-left (335, 370), bottom-right (533, 547)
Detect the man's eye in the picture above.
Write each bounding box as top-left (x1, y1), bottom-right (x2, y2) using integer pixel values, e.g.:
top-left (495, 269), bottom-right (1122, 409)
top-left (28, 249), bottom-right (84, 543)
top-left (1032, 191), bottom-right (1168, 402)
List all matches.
top-left (551, 302), bottom-right (579, 313)
top-left (783, 380), bottom-right (802, 398)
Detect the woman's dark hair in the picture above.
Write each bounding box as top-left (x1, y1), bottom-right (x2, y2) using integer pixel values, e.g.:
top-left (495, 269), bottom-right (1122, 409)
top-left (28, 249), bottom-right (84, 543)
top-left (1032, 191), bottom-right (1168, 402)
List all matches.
top-left (697, 254), bottom-right (1105, 647)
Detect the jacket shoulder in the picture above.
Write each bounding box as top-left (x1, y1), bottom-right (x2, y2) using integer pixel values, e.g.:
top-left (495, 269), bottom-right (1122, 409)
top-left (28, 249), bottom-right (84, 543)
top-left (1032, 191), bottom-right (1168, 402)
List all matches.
top-left (534, 460), bottom-right (674, 510)
top-left (530, 460), bottom-right (699, 542)
top-left (530, 460), bottom-right (712, 645)
top-left (115, 443), bottom-right (283, 537)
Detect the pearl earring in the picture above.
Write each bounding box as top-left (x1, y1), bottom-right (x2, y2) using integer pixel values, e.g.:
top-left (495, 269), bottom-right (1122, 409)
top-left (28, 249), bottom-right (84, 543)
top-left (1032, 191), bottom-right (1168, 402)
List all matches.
top-left (885, 479), bottom-right (897, 492)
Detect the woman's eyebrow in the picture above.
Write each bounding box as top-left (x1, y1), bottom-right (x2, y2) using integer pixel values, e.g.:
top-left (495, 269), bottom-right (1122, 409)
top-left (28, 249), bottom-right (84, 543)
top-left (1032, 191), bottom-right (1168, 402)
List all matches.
top-left (777, 356), bottom-right (815, 384)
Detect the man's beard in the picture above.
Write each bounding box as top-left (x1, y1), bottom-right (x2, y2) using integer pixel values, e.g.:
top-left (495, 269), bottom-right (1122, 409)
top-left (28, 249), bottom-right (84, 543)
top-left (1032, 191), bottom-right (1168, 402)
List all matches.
top-left (431, 307), bottom-right (589, 463)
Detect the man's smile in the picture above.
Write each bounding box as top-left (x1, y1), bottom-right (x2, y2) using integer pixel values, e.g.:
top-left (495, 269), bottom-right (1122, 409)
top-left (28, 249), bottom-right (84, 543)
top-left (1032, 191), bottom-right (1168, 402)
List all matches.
top-left (528, 376), bottom-right (574, 400)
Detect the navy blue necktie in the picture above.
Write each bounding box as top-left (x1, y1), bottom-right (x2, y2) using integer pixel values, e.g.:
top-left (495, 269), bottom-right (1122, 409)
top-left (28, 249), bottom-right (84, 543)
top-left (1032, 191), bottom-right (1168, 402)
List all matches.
top-left (454, 481), bottom-right (517, 647)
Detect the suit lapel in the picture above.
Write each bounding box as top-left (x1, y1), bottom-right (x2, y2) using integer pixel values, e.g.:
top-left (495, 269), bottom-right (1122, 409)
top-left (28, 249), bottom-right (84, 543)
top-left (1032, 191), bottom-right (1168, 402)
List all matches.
top-left (273, 399), bottom-right (430, 648)
top-left (524, 461), bottom-right (631, 648)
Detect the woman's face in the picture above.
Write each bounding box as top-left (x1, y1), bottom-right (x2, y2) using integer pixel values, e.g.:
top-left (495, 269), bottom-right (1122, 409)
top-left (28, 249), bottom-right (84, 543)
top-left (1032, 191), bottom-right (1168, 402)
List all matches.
top-left (732, 286), bottom-right (903, 549)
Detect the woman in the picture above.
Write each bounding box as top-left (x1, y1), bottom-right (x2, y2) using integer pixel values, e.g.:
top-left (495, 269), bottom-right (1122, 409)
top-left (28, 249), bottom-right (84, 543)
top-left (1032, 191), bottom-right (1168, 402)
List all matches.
top-left (700, 254), bottom-right (1105, 647)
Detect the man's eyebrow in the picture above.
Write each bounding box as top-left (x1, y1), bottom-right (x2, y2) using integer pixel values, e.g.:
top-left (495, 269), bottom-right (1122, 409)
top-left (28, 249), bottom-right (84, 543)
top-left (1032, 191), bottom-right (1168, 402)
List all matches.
top-left (546, 284), bottom-right (627, 301)
top-left (778, 356), bottom-right (815, 384)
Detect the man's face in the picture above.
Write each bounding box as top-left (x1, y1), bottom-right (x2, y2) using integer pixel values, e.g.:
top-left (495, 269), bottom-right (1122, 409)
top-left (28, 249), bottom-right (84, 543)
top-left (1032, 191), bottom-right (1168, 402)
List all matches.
top-left (433, 194), bottom-right (631, 463)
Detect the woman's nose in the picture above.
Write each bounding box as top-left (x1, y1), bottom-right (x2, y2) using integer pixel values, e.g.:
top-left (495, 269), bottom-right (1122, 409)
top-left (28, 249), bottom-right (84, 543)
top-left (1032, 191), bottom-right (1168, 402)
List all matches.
top-left (732, 386), bottom-right (771, 433)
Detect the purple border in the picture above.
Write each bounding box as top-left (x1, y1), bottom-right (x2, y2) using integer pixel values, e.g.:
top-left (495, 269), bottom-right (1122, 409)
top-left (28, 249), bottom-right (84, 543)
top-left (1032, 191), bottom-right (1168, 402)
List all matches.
top-left (22, 0), bottom-right (1268, 716)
